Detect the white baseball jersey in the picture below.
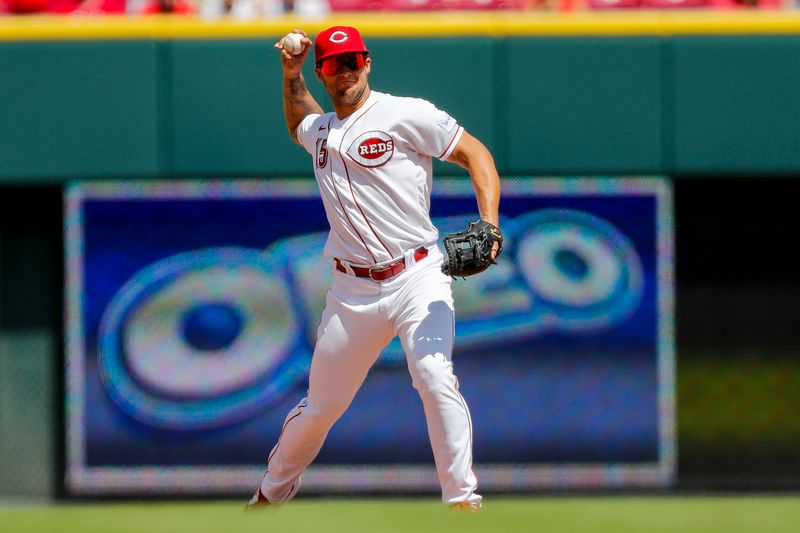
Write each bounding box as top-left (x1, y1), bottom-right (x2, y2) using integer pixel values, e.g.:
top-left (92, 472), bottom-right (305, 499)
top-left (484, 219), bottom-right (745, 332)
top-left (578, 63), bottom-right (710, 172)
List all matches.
top-left (255, 89), bottom-right (482, 508)
top-left (296, 90), bottom-right (464, 265)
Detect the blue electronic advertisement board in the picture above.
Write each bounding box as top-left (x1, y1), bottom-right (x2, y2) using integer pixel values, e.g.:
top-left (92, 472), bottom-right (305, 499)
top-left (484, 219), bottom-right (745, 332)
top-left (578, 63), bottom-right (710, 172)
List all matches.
top-left (65, 177), bottom-right (674, 495)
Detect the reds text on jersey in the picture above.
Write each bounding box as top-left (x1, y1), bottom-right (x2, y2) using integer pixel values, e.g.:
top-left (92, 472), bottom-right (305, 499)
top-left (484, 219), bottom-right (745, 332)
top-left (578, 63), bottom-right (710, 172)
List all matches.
top-left (296, 91), bottom-right (464, 265)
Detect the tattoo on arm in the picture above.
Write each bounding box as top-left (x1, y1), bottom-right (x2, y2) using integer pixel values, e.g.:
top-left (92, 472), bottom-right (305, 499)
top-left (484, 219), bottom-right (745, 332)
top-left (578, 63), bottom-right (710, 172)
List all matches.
top-left (283, 74), bottom-right (324, 143)
top-left (287, 75), bottom-right (307, 100)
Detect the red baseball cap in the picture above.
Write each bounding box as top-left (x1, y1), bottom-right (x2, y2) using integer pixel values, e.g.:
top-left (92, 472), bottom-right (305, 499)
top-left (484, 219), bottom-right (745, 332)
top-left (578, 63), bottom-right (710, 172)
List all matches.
top-left (314, 26), bottom-right (370, 64)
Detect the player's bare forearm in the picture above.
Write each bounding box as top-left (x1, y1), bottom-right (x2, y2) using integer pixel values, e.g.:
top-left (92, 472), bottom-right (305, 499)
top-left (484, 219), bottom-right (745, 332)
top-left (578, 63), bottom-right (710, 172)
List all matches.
top-left (470, 160), bottom-right (501, 227)
top-left (283, 73), bottom-right (324, 144)
top-left (447, 132), bottom-right (501, 226)
top-left (274, 29), bottom-right (324, 144)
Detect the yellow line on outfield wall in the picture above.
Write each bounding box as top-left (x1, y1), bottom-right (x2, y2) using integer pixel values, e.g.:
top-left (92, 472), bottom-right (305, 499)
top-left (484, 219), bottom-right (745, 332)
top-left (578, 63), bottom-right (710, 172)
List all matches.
top-left (2, 12), bottom-right (800, 41)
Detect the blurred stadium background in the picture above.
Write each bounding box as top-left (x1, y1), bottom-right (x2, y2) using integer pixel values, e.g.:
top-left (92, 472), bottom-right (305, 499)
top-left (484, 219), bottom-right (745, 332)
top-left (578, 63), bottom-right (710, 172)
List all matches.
top-left (1, 6), bottom-right (800, 532)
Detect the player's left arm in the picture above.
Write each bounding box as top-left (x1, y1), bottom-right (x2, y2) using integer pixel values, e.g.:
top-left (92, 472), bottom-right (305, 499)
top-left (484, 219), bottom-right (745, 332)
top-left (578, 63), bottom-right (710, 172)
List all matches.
top-left (446, 131), bottom-right (502, 259)
top-left (447, 131), bottom-right (501, 228)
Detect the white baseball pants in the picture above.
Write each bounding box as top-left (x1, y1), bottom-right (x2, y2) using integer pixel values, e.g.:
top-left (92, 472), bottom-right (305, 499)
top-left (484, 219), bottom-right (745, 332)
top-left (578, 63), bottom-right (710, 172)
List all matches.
top-left (259, 247), bottom-right (481, 505)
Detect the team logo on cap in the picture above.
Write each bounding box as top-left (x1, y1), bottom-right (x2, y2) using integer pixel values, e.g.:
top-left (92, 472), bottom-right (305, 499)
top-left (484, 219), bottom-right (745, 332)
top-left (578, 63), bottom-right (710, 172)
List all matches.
top-left (330, 31), bottom-right (349, 44)
top-left (347, 131), bottom-right (394, 168)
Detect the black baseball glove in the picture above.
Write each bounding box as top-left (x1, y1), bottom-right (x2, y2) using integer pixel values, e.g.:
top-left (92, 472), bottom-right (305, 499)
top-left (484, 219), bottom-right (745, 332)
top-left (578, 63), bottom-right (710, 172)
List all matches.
top-left (441, 220), bottom-right (504, 277)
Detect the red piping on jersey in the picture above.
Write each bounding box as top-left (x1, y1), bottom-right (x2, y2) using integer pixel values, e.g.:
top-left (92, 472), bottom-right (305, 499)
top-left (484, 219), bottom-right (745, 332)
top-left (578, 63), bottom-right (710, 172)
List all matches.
top-left (267, 399), bottom-right (308, 468)
top-left (450, 312), bottom-right (477, 485)
top-left (337, 97), bottom-right (394, 260)
top-left (438, 125), bottom-right (463, 160)
top-left (455, 383), bottom-right (479, 488)
top-left (449, 315), bottom-right (470, 446)
top-left (332, 176), bottom-right (377, 263)
top-left (326, 116), bottom-right (378, 263)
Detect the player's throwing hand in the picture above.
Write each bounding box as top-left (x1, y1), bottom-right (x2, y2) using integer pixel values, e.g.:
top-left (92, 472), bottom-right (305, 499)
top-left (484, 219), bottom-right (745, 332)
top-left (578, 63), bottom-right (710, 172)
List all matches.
top-left (274, 29), bottom-right (312, 75)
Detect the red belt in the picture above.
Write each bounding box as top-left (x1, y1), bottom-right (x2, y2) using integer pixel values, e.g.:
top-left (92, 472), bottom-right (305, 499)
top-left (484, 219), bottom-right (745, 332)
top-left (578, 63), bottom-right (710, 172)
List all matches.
top-left (335, 247), bottom-right (428, 281)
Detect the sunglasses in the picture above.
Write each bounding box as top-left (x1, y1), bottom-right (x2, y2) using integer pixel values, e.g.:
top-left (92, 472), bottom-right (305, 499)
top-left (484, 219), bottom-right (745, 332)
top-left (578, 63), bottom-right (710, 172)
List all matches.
top-left (318, 53), bottom-right (366, 76)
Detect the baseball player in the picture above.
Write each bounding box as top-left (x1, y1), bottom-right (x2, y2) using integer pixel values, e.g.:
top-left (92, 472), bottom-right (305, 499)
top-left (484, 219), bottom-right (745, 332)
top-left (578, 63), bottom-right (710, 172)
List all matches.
top-left (247, 26), bottom-right (501, 511)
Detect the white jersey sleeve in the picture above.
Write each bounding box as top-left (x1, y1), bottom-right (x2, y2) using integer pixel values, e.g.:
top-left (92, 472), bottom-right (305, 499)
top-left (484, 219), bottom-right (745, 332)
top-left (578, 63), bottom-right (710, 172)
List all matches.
top-left (396, 98), bottom-right (465, 161)
top-left (295, 113), bottom-right (324, 155)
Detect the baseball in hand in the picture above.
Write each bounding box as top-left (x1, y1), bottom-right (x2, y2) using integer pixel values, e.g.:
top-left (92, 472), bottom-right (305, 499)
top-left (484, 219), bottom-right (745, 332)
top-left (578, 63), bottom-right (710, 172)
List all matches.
top-left (282, 33), bottom-right (304, 56)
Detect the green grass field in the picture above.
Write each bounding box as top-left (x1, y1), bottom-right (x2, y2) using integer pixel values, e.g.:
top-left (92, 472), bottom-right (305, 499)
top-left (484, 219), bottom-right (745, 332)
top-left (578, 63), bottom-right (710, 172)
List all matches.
top-left (2, 496), bottom-right (799, 533)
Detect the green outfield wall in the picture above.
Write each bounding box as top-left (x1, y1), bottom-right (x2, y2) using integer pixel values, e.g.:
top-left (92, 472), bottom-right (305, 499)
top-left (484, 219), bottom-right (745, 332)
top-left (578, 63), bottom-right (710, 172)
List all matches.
top-left (2, 13), bottom-right (800, 182)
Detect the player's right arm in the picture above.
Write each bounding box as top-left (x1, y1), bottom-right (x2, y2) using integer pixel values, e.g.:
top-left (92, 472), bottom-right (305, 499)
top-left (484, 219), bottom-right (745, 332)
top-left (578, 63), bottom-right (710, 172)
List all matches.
top-left (275, 30), bottom-right (324, 145)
